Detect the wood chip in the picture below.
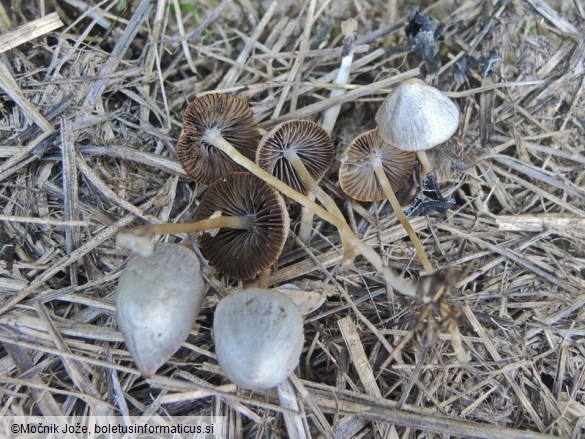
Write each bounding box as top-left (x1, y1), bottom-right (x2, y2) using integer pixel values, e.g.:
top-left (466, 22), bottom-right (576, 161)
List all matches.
top-left (0, 12), bottom-right (63, 54)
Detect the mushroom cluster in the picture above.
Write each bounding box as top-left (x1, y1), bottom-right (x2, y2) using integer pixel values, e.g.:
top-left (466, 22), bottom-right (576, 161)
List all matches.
top-left (339, 79), bottom-right (460, 272)
top-left (171, 93), bottom-right (418, 293)
top-left (115, 80), bottom-right (460, 385)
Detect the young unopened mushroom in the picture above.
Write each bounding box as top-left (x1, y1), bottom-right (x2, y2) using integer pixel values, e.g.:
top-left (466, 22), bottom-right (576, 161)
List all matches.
top-left (375, 78), bottom-right (459, 177)
top-left (175, 92), bottom-right (418, 297)
top-left (339, 130), bottom-right (433, 273)
top-left (256, 119), bottom-right (346, 245)
top-left (177, 93), bottom-right (260, 185)
top-left (118, 172), bottom-right (289, 280)
top-left (116, 243), bottom-right (205, 377)
top-left (213, 288), bottom-right (304, 390)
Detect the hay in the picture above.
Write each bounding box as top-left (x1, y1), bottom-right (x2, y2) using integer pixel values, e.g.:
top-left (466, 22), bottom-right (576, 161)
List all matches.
top-left (0, 0), bottom-right (583, 437)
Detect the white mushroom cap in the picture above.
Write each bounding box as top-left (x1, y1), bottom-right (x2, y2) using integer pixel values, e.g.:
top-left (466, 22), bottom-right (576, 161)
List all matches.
top-left (375, 78), bottom-right (460, 151)
top-left (116, 243), bottom-right (205, 377)
top-left (213, 288), bottom-right (304, 390)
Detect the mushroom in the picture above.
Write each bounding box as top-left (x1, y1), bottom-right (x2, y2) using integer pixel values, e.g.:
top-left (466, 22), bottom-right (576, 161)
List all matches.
top-left (375, 78), bottom-right (459, 178)
top-left (213, 288), bottom-right (304, 390)
top-left (339, 130), bottom-right (433, 273)
top-left (256, 120), bottom-right (334, 198)
top-left (194, 172), bottom-right (290, 280)
top-left (339, 129), bottom-right (415, 203)
top-left (116, 243), bottom-right (205, 377)
top-left (256, 119), bottom-right (345, 245)
top-left (174, 92), bottom-right (418, 297)
top-left (177, 93), bottom-right (259, 185)
top-left (118, 172), bottom-right (289, 280)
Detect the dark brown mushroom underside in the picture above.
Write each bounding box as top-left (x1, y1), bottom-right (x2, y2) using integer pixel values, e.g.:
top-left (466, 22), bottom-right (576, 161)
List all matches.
top-left (195, 172), bottom-right (289, 280)
top-left (339, 130), bottom-right (415, 202)
top-left (177, 94), bottom-right (259, 185)
top-left (256, 120), bottom-right (334, 195)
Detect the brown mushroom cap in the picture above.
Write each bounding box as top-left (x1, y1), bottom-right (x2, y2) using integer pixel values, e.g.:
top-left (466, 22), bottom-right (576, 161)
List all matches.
top-left (177, 94), bottom-right (259, 185)
top-left (195, 172), bottom-right (289, 280)
top-left (255, 120), bottom-right (334, 195)
top-left (339, 129), bottom-right (415, 202)
top-left (375, 78), bottom-right (459, 152)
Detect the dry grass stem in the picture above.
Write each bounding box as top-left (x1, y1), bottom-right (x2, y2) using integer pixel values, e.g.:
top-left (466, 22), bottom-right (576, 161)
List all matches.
top-left (0, 12), bottom-right (63, 53)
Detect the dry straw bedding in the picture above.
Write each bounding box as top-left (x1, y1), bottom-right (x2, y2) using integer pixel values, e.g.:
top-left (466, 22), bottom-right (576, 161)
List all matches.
top-left (0, 0), bottom-right (584, 438)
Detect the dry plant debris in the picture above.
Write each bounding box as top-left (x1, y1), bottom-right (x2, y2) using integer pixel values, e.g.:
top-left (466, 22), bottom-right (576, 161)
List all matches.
top-left (0, 0), bottom-right (584, 438)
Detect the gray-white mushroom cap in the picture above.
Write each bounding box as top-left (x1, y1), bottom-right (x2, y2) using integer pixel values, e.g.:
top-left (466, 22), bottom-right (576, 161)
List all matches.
top-left (213, 288), bottom-right (304, 390)
top-left (375, 78), bottom-right (460, 151)
top-left (116, 243), bottom-right (205, 377)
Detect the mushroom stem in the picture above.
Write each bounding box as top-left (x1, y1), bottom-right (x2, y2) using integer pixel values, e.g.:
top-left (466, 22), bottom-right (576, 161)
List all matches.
top-left (297, 193), bottom-right (316, 244)
top-left (286, 151), bottom-right (353, 257)
top-left (372, 160), bottom-right (434, 274)
top-left (127, 215), bottom-right (255, 237)
top-left (205, 129), bottom-right (417, 297)
top-left (285, 151), bottom-right (344, 219)
top-left (416, 150), bottom-right (434, 177)
top-left (258, 269), bottom-right (270, 288)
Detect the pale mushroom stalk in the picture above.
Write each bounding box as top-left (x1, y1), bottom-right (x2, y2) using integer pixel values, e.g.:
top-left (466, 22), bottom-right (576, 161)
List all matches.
top-left (204, 128), bottom-right (417, 297)
top-left (117, 215), bottom-right (255, 257)
top-left (416, 150), bottom-right (434, 179)
top-left (296, 194), bottom-right (317, 244)
top-left (286, 149), bottom-right (351, 256)
top-left (258, 269), bottom-right (271, 288)
top-left (284, 150), bottom-right (345, 219)
top-left (128, 216), bottom-right (255, 237)
top-left (372, 159), bottom-right (434, 273)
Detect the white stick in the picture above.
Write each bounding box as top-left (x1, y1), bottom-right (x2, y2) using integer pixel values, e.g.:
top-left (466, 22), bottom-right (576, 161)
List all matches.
top-left (278, 378), bottom-right (309, 439)
top-left (321, 18), bottom-right (358, 133)
top-left (299, 18), bottom-right (358, 243)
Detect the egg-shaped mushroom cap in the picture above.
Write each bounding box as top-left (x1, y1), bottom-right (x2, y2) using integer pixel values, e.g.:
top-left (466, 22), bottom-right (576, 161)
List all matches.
top-left (213, 288), bottom-right (304, 390)
top-left (195, 172), bottom-right (290, 280)
top-left (256, 120), bottom-right (334, 195)
top-left (177, 93), bottom-right (259, 185)
top-left (116, 243), bottom-right (205, 377)
top-left (339, 130), bottom-right (415, 202)
top-left (375, 78), bottom-right (459, 151)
